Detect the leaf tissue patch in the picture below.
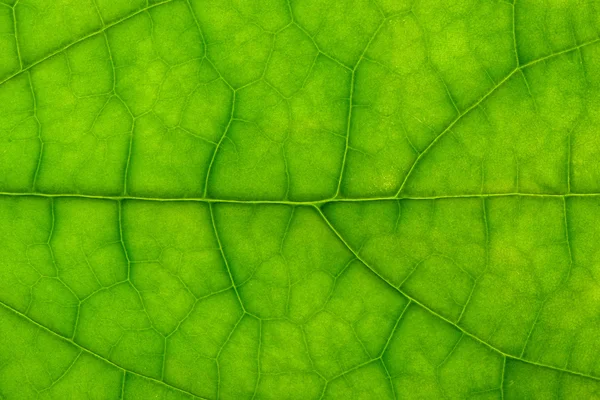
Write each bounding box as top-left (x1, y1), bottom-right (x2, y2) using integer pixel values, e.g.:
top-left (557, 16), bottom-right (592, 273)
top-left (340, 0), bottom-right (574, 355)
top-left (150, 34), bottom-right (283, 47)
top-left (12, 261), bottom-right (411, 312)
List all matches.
top-left (1, 0), bottom-right (600, 399)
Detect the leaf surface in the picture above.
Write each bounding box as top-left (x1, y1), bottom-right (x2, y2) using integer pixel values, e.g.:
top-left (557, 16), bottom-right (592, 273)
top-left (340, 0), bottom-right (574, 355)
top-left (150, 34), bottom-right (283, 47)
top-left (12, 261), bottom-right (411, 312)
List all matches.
top-left (1, 0), bottom-right (600, 398)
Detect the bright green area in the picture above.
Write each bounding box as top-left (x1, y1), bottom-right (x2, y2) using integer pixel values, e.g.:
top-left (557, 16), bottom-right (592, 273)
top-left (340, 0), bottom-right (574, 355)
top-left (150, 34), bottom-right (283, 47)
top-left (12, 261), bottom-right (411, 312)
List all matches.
top-left (1, 0), bottom-right (600, 399)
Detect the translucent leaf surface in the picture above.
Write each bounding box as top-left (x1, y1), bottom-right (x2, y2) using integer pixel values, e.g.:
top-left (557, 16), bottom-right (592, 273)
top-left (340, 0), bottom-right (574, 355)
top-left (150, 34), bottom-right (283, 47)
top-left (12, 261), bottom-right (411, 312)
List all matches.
top-left (1, 0), bottom-right (600, 398)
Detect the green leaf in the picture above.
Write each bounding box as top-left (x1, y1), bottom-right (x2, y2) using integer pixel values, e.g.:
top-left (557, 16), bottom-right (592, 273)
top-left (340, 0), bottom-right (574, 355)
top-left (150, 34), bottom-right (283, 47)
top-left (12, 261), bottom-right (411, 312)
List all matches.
top-left (0, 0), bottom-right (600, 398)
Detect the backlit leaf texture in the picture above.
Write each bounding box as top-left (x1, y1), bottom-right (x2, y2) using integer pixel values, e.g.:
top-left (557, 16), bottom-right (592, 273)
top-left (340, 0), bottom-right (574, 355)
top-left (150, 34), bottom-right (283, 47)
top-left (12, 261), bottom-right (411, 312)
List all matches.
top-left (1, 0), bottom-right (600, 398)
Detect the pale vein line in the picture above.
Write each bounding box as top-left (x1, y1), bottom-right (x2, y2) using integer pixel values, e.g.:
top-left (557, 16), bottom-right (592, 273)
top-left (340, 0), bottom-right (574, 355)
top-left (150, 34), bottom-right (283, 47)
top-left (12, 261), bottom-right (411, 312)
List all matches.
top-left (335, 17), bottom-right (387, 197)
top-left (185, 0), bottom-right (207, 58)
top-left (186, 0), bottom-right (228, 199)
top-left (0, 300), bottom-right (208, 400)
top-left (123, 119), bottom-right (135, 195)
top-left (563, 197), bottom-right (574, 283)
top-left (394, 37), bottom-right (600, 197)
top-left (520, 197), bottom-right (575, 358)
top-left (566, 120), bottom-right (580, 195)
top-left (38, 351), bottom-right (82, 394)
top-left (379, 300), bottom-right (411, 358)
top-left (251, 319), bottom-right (262, 400)
top-left (456, 197), bottom-right (488, 324)
top-left (91, 0), bottom-right (105, 27)
top-left (27, 71), bottom-right (42, 191)
top-left (121, 371), bottom-right (127, 400)
top-left (12, 1), bottom-right (22, 69)
top-left (1, 191), bottom-right (600, 205)
top-left (204, 92), bottom-right (235, 198)
top-left (512, 0), bottom-right (519, 67)
top-left (313, 205), bottom-right (600, 384)
top-left (118, 200), bottom-right (131, 280)
top-left (208, 203), bottom-right (247, 313)
top-left (323, 298), bottom-right (412, 390)
top-left (501, 355), bottom-right (507, 399)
